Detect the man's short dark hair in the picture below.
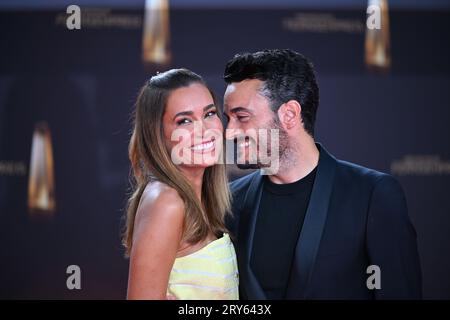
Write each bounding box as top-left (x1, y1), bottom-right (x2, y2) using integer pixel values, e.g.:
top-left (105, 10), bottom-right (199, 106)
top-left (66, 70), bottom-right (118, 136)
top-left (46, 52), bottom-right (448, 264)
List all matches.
top-left (223, 49), bottom-right (319, 137)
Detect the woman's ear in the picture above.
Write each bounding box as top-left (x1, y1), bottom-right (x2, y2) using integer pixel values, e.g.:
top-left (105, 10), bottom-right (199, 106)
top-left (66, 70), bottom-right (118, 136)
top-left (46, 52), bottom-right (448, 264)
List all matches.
top-left (277, 100), bottom-right (301, 130)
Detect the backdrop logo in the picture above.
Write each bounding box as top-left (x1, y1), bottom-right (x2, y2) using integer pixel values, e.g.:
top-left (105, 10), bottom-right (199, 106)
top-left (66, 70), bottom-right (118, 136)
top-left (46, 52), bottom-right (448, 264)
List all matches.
top-left (365, 0), bottom-right (391, 71)
top-left (283, 13), bottom-right (364, 34)
top-left (0, 161), bottom-right (26, 176)
top-left (142, 0), bottom-right (171, 66)
top-left (28, 122), bottom-right (56, 215)
top-left (391, 155), bottom-right (450, 176)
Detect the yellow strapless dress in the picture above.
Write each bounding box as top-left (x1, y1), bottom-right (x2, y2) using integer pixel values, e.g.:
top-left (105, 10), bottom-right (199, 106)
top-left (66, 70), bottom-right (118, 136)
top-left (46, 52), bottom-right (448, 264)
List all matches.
top-left (167, 233), bottom-right (239, 300)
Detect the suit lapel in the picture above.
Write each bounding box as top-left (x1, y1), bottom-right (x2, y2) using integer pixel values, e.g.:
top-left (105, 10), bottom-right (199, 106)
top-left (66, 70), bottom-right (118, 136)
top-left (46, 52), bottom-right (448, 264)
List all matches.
top-left (285, 143), bottom-right (337, 299)
top-left (238, 171), bottom-right (267, 300)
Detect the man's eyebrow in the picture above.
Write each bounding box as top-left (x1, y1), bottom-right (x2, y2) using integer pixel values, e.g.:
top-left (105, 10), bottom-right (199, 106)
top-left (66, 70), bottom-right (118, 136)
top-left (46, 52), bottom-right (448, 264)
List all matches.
top-left (229, 106), bottom-right (252, 114)
top-left (173, 104), bottom-right (215, 120)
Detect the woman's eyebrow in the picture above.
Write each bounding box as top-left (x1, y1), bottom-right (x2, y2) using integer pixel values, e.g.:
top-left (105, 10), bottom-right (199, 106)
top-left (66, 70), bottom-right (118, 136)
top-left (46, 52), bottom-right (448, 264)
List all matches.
top-left (173, 104), bottom-right (215, 120)
top-left (173, 110), bottom-right (193, 120)
top-left (203, 104), bottom-right (215, 112)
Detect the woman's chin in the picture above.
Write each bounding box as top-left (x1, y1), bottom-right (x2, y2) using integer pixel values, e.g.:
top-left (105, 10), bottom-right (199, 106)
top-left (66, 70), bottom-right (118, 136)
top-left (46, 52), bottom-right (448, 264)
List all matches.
top-left (186, 161), bottom-right (219, 168)
top-left (180, 156), bottom-right (221, 168)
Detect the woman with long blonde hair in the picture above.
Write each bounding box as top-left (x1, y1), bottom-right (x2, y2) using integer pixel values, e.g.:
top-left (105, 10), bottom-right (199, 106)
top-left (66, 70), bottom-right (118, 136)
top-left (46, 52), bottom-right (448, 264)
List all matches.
top-left (124, 68), bottom-right (238, 299)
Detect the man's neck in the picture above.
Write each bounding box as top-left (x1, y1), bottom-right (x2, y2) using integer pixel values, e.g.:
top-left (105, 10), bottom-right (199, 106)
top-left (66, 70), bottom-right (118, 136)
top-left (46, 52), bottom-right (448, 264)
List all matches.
top-left (267, 138), bottom-right (319, 185)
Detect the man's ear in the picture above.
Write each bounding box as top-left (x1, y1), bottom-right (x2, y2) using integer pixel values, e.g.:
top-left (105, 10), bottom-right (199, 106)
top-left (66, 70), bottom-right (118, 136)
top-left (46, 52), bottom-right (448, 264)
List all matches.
top-left (277, 100), bottom-right (301, 130)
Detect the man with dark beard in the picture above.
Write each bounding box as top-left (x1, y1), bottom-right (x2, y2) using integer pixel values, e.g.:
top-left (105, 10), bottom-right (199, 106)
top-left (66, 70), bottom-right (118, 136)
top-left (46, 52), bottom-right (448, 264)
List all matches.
top-left (223, 49), bottom-right (422, 299)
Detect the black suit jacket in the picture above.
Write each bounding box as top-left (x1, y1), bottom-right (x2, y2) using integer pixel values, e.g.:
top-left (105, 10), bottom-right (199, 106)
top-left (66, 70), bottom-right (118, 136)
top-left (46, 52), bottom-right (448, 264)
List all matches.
top-left (228, 143), bottom-right (422, 299)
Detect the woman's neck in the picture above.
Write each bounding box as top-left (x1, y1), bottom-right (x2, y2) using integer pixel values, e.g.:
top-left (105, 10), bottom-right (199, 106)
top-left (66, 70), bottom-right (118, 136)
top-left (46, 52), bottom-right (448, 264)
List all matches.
top-left (179, 166), bottom-right (205, 202)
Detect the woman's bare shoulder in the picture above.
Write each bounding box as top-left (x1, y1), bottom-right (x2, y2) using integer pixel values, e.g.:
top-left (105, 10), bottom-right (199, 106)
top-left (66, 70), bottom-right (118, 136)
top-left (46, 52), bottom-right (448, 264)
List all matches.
top-left (133, 181), bottom-right (185, 241)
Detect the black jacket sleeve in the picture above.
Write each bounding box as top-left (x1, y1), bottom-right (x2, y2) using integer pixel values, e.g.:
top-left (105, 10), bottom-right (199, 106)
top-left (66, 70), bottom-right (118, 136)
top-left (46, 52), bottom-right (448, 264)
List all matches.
top-left (366, 175), bottom-right (422, 299)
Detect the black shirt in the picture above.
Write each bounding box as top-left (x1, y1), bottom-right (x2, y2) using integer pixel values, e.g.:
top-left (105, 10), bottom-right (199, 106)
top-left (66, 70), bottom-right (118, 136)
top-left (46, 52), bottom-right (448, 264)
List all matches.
top-left (250, 167), bottom-right (317, 299)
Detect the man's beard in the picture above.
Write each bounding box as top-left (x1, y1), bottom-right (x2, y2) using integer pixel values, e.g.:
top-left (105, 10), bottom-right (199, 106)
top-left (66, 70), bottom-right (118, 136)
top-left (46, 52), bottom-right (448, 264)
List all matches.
top-left (235, 116), bottom-right (290, 170)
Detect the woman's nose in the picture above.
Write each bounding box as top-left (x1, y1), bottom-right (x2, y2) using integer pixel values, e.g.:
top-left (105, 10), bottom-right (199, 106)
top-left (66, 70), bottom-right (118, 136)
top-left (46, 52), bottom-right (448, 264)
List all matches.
top-left (225, 121), bottom-right (240, 140)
